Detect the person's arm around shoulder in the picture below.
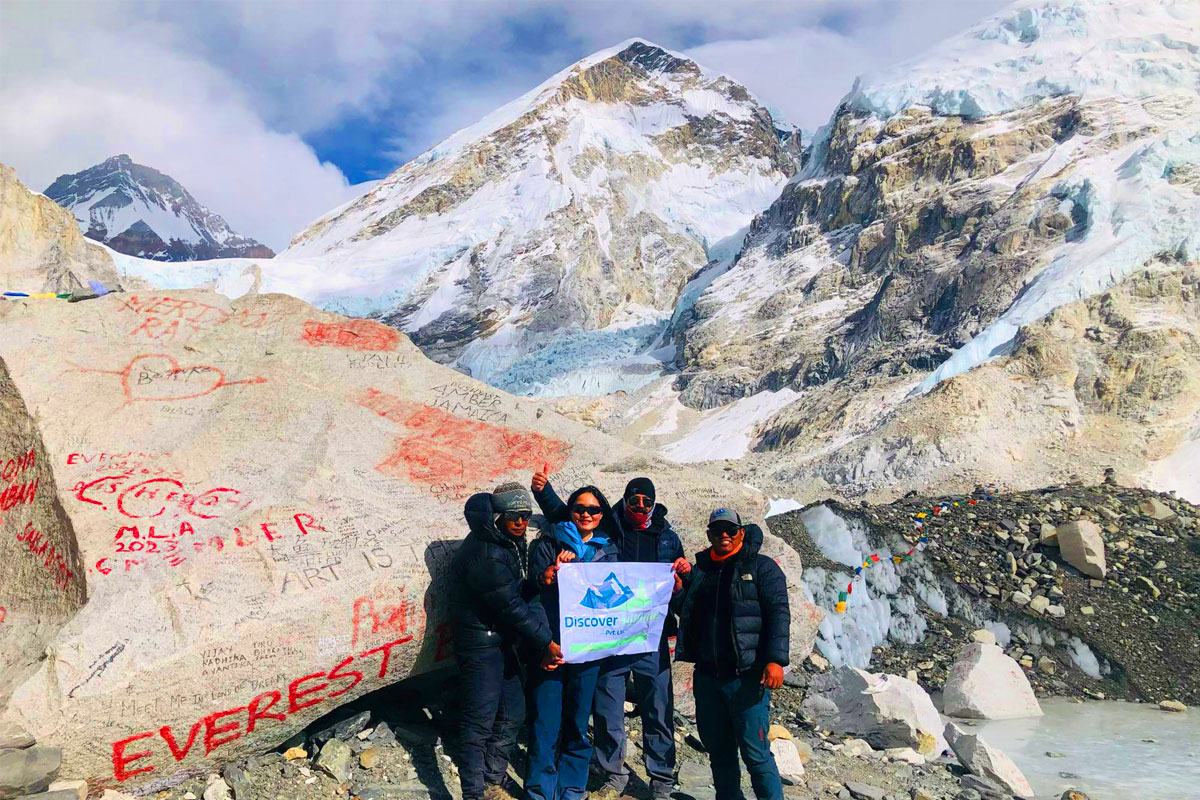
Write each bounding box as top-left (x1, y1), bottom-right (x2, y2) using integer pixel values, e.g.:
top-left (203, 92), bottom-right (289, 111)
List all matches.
top-left (756, 554), bottom-right (791, 688)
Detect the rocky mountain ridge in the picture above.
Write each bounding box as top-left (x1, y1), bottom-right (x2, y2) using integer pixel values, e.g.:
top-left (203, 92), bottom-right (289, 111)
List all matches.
top-left (45, 154), bottom-right (275, 262)
top-left (280, 39), bottom-right (796, 396)
top-left (592, 0), bottom-right (1200, 505)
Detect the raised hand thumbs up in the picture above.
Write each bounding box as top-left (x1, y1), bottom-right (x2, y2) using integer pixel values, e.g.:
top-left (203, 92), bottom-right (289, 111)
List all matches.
top-left (532, 462), bottom-right (550, 492)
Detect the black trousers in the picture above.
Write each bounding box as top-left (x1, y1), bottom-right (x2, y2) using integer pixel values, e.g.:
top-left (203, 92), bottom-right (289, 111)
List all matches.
top-left (456, 645), bottom-right (525, 800)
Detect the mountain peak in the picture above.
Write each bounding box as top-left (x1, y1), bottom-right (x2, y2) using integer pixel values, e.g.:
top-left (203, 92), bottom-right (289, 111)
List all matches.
top-left (282, 36), bottom-right (795, 394)
top-left (613, 40), bottom-right (699, 76)
top-left (44, 156), bottom-right (274, 262)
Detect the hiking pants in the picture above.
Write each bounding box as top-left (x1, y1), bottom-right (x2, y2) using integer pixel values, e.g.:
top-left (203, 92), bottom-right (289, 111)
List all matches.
top-left (456, 646), bottom-right (525, 800)
top-left (693, 671), bottom-right (783, 800)
top-left (592, 639), bottom-right (676, 788)
top-left (525, 661), bottom-right (602, 800)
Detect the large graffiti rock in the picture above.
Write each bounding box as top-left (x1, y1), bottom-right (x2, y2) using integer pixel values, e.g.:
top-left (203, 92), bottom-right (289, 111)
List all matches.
top-left (0, 290), bottom-right (821, 791)
top-left (0, 357), bottom-right (87, 706)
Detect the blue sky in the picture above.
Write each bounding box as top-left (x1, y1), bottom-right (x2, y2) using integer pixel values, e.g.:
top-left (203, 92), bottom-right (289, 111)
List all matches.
top-left (1, 0), bottom-right (1005, 248)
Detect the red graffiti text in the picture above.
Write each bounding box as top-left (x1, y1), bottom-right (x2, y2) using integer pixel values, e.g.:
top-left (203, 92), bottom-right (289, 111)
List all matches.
top-left (109, 636), bottom-right (412, 782)
top-left (357, 388), bottom-right (569, 487)
top-left (302, 319), bottom-right (401, 352)
top-left (15, 522), bottom-right (74, 590)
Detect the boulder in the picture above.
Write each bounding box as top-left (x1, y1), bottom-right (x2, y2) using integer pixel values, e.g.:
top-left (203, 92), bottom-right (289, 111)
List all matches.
top-left (0, 164), bottom-right (134, 296)
top-left (769, 739), bottom-right (805, 784)
top-left (1055, 521), bottom-right (1107, 578)
top-left (316, 739), bottom-right (352, 783)
top-left (969, 630), bottom-right (995, 645)
top-left (1139, 497), bottom-right (1176, 521)
top-left (47, 779), bottom-right (89, 800)
top-left (0, 359), bottom-right (87, 707)
top-left (845, 782), bottom-right (887, 800)
top-left (202, 776), bottom-right (231, 800)
top-left (799, 667), bottom-right (947, 756)
top-left (0, 745), bottom-right (61, 797)
top-left (945, 723), bottom-right (1034, 800)
top-left (944, 643), bottom-right (1042, 720)
top-left (0, 289), bottom-right (822, 789)
top-left (0, 723), bottom-right (33, 751)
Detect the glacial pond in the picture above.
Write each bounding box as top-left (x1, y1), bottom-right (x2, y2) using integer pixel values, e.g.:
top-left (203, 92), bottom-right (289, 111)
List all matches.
top-left (954, 698), bottom-right (1199, 800)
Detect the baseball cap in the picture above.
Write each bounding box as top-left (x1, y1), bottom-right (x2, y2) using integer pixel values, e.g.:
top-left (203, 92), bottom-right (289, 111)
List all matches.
top-left (708, 508), bottom-right (742, 527)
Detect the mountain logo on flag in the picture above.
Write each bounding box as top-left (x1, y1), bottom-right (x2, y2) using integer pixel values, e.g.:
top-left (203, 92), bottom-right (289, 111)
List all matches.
top-left (581, 572), bottom-right (635, 609)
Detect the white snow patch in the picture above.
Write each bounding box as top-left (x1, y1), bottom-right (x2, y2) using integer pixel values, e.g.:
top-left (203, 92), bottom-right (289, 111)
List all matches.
top-left (661, 388), bottom-right (800, 463)
top-left (766, 498), bottom-right (803, 518)
top-left (1067, 637), bottom-right (1102, 679)
top-left (984, 620), bottom-right (1013, 648)
top-left (1142, 429), bottom-right (1200, 503)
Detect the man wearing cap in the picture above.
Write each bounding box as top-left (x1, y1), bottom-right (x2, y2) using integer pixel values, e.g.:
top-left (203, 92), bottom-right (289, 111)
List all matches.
top-left (449, 483), bottom-right (564, 800)
top-left (529, 469), bottom-right (689, 800)
top-left (675, 508), bottom-right (789, 800)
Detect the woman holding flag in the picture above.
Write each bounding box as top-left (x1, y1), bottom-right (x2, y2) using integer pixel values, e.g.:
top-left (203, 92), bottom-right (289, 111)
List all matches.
top-left (525, 483), bottom-right (621, 800)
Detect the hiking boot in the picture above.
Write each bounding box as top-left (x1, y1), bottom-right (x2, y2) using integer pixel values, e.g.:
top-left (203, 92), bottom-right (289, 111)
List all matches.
top-left (589, 779), bottom-right (625, 800)
top-left (649, 780), bottom-right (674, 800)
top-left (484, 780), bottom-right (520, 800)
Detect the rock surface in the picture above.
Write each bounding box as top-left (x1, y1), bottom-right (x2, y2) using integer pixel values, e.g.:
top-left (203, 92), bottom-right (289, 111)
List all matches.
top-left (0, 357), bottom-right (87, 706)
top-left (1055, 520), bottom-right (1107, 579)
top-left (944, 722), bottom-right (1033, 800)
top-left (0, 164), bottom-right (134, 296)
top-left (0, 287), bottom-right (820, 790)
top-left (0, 744), bottom-right (61, 797)
top-left (800, 667), bottom-right (947, 755)
top-left (944, 643), bottom-right (1042, 720)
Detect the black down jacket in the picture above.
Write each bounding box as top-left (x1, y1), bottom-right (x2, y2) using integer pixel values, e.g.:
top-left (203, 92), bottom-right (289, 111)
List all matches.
top-left (675, 523), bottom-right (790, 674)
top-left (447, 493), bottom-right (553, 653)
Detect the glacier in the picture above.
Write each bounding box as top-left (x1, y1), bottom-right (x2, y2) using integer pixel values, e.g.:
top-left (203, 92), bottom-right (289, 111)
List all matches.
top-left (828, 0), bottom-right (1200, 395)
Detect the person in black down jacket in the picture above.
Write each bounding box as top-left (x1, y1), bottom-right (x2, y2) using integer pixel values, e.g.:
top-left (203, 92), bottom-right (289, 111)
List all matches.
top-left (449, 485), bottom-right (562, 800)
top-left (531, 468), bottom-right (689, 800)
top-left (676, 508), bottom-right (790, 800)
top-left (525, 484), bottom-right (621, 800)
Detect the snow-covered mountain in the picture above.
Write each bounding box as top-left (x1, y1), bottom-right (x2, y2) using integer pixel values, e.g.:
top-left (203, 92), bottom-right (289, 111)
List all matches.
top-left (44, 155), bottom-right (274, 262)
top-left (283, 40), bottom-right (796, 395)
top-left (619, 0), bottom-right (1200, 499)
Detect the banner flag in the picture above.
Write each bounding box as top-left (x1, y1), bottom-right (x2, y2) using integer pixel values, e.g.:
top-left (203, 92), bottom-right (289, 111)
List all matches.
top-left (557, 561), bottom-right (674, 664)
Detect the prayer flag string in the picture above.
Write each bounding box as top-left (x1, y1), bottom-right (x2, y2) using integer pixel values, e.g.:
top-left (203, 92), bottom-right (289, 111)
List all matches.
top-left (834, 492), bottom-right (995, 613)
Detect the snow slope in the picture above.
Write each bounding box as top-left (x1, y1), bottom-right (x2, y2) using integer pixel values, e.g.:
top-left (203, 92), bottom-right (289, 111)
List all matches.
top-left (277, 39), bottom-right (795, 394)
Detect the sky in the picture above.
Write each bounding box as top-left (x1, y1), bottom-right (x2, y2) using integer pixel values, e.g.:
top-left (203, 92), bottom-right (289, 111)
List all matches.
top-left (0, 0), bottom-right (1006, 252)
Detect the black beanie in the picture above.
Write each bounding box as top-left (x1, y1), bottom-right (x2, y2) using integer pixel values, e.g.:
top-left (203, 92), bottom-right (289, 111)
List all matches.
top-left (624, 477), bottom-right (655, 503)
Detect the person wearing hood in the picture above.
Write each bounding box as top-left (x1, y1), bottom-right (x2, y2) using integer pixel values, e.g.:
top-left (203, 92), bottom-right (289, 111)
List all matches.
top-left (531, 470), bottom-right (689, 800)
top-left (675, 509), bottom-right (789, 800)
top-left (525, 484), bottom-right (621, 800)
top-left (448, 484), bottom-right (563, 800)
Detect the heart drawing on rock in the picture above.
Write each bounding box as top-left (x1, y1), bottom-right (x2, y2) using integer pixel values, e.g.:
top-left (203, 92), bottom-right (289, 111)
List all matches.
top-left (107, 354), bottom-right (266, 403)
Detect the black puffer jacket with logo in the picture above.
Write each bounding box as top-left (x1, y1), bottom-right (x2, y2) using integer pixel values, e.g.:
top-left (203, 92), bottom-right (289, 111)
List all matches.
top-left (448, 492), bottom-right (553, 653)
top-left (675, 523), bottom-right (790, 674)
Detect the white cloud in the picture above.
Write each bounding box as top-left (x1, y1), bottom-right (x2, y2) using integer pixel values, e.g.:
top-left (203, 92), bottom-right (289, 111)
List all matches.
top-left (684, 1), bottom-right (1010, 131)
top-left (0, 0), bottom-right (1006, 251)
top-left (0, 3), bottom-right (362, 251)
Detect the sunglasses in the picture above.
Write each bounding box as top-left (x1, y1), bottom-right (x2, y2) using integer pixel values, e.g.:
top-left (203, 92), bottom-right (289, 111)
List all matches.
top-left (571, 504), bottom-right (603, 517)
top-left (707, 524), bottom-right (741, 538)
top-left (627, 495), bottom-right (653, 510)
top-left (501, 511), bottom-right (531, 522)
